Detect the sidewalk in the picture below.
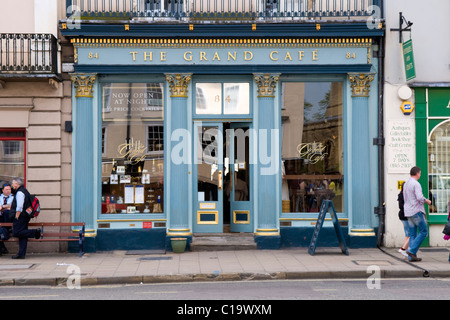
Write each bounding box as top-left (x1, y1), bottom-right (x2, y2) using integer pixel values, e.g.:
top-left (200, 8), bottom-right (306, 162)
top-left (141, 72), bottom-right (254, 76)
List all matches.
top-left (0, 247), bottom-right (449, 286)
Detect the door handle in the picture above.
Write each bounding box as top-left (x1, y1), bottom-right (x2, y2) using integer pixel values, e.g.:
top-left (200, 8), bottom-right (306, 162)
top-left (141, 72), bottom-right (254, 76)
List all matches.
top-left (218, 170), bottom-right (222, 190)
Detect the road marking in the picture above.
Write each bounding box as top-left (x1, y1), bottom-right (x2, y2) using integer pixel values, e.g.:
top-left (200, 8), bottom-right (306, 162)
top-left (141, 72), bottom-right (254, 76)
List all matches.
top-left (135, 291), bottom-right (178, 294)
top-left (0, 294), bottom-right (59, 299)
top-left (313, 289), bottom-right (337, 291)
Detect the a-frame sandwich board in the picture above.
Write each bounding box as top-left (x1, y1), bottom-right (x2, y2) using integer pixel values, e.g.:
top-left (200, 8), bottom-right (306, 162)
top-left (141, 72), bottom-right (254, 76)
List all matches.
top-left (308, 200), bottom-right (349, 256)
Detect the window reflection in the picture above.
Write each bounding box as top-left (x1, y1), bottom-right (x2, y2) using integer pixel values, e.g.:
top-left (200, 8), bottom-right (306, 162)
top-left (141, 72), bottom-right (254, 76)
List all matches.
top-left (224, 83), bottom-right (249, 114)
top-left (197, 126), bottom-right (219, 202)
top-left (281, 82), bottom-right (344, 213)
top-left (196, 83), bottom-right (221, 114)
top-left (195, 82), bottom-right (250, 115)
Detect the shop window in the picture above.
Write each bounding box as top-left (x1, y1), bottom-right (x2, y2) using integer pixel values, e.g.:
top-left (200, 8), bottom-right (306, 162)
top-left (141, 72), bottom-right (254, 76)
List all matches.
top-left (0, 129), bottom-right (26, 185)
top-left (147, 124), bottom-right (164, 153)
top-left (195, 82), bottom-right (249, 115)
top-left (428, 121), bottom-right (450, 215)
top-left (281, 82), bottom-right (344, 213)
top-left (101, 83), bottom-right (164, 215)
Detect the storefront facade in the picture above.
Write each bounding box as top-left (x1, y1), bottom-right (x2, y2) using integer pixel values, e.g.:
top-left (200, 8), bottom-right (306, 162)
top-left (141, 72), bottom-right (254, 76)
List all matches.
top-left (62, 20), bottom-right (384, 250)
top-left (0, 0), bottom-right (69, 253)
top-left (413, 86), bottom-right (450, 246)
top-left (382, 0), bottom-right (450, 249)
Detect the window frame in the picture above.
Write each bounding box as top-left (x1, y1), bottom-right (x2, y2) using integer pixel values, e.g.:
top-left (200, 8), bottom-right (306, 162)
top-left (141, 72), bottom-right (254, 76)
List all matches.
top-left (192, 76), bottom-right (253, 120)
top-left (0, 128), bottom-right (26, 186)
top-left (98, 78), bottom-right (167, 220)
top-left (278, 78), bottom-right (347, 220)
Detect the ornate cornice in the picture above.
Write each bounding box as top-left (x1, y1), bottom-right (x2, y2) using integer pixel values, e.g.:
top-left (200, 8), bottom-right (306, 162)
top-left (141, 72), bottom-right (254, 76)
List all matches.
top-left (165, 73), bottom-right (192, 98)
top-left (253, 73), bottom-right (280, 98)
top-left (71, 37), bottom-right (372, 49)
top-left (71, 74), bottom-right (96, 98)
top-left (348, 73), bottom-right (375, 97)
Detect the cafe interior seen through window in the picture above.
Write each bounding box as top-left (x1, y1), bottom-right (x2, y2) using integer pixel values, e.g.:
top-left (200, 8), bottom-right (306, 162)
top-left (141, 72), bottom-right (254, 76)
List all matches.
top-left (281, 82), bottom-right (344, 213)
top-left (101, 83), bottom-right (164, 214)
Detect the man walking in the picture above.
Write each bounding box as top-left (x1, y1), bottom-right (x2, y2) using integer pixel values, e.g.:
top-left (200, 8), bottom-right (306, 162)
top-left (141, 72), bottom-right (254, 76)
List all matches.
top-left (10, 177), bottom-right (41, 259)
top-left (402, 166), bottom-right (431, 262)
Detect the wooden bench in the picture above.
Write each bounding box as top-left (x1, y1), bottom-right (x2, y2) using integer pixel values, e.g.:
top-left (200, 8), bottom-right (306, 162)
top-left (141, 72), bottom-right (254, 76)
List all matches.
top-left (0, 222), bottom-right (85, 257)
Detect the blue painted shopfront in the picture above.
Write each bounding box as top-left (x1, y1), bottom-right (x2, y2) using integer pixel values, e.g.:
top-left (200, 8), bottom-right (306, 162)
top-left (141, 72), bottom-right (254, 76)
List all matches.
top-left (68, 35), bottom-right (381, 251)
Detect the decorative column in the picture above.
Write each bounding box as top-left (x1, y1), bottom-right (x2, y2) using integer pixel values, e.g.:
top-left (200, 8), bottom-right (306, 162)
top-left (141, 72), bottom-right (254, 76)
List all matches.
top-left (253, 73), bottom-right (281, 248)
top-left (71, 73), bottom-right (96, 231)
top-left (165, 73), bottom-right (192, 240)
top-left (348, 73), bottom-right (376, 237)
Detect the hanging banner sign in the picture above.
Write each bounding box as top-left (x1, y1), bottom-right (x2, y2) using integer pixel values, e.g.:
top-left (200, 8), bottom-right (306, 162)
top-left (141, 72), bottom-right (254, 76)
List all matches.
top-left (402, 39), bottom-right (416, 81)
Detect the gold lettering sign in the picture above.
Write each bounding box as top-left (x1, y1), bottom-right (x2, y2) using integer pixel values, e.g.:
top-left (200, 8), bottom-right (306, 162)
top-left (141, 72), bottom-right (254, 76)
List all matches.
top-left (144, 52), bottom-right (152, 61)
top-left (244, 51), bottom-right (253, 61)
top-left (270, 51), bottom-right (278, 61)
top-left (297, 142), bottom-right (328, 164)
top-left (127, 50), bottom-right (321, 63)
top-left (117, 138), bottom-right (147, 164)
top-left (184, 51), bottom-right (192, 61)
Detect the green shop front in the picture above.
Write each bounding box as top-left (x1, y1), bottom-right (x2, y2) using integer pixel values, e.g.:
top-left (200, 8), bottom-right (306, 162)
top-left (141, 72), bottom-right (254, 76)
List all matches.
top-left (64, 25), bottom-right (383, 251)
top-left (413, 85), bottom-right (450, 245)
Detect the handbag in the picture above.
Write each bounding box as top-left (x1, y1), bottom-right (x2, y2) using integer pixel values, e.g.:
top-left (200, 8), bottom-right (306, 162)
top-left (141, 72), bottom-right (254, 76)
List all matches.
top-left (442, 220), bottom-right (450, 236)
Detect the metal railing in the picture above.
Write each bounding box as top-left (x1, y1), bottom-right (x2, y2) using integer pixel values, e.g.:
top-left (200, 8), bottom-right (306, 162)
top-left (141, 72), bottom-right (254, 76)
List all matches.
top-left (66, 0), bottom-right (379, 20)
top-left (0, 34), bottom-right (58, 74)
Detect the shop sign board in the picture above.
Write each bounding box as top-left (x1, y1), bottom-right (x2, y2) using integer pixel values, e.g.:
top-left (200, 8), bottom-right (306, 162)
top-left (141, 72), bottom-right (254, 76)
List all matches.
top-left (402, 39), bottom-right (416, 81)
top-left (387, 119), bottom-right (415, 173)
top-left (427, 88), bottom-right (450, 117)
top-left (76, 45), bottom-right (371, 66)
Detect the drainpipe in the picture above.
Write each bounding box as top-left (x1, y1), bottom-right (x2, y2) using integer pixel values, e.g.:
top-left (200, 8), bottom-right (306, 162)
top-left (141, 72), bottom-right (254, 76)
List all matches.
top-left (374, 0), bottom-right (386, 247)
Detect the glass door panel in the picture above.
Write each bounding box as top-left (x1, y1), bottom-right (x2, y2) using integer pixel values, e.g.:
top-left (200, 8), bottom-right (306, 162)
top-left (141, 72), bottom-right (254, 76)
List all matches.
top-left (194, 123), bottom-right (223, 233)
top-left (229, 123), bottom-right (253, 233)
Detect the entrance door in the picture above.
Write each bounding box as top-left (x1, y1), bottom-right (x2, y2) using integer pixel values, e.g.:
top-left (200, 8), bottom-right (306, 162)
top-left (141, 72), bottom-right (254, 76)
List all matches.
top-left (193, 122), bottom-right (224, 233)
top-left (227, 123), bottom-right (253, 233)
top-left (193, 122), bottom-right (253, 233)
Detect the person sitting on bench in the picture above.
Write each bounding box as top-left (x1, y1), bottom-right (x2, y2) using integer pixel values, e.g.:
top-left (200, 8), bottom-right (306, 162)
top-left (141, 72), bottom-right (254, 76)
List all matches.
top-left (10, 177), bottom-right (41, 259)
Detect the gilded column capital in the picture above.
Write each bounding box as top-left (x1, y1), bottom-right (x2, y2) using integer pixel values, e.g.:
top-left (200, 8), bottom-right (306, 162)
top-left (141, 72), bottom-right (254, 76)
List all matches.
top-left (253, 73), bottom-right (281, 98)
top-left (348, 73), bottom-right (375, 97)
top-left (71, 74), bottom-right (96, 98)
top-left (165, 73), bottom-right (192, 98)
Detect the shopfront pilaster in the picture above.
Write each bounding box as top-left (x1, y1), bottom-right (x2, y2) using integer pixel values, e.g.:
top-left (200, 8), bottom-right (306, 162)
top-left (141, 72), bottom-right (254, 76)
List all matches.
top-left (253, 73), bottom-right (281, 248)
top-left (165, 73), bottom-right (192, 239)
top-left (71, 73), bottom-right (97, 231)
top-left (348, 73), bottom-right (376, 237)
